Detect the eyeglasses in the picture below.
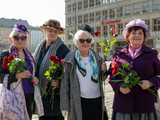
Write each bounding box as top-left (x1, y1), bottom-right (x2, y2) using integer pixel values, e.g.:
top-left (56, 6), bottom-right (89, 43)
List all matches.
top-left (13, 35), bottom-right (27, 41)
top-left (79, 38), bottom-right (92, 43)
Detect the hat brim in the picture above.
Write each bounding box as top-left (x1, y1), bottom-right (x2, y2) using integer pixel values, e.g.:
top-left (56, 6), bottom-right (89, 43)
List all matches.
top-left (40, 25), bottom-right (64, 34)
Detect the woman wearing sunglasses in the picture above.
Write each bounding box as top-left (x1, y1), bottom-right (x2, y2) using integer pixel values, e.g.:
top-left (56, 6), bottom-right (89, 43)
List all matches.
top-left (60, 24), bottom-right (108, 120)
top-left (0, 24), bottom-right (38, 120)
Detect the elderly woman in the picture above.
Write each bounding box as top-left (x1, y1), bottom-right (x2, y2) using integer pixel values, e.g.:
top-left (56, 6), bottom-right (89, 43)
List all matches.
top-left (34, 19), bottom-right (69, 120)
top-left (0, 24), bottom-right (37, 120)
top-left (60, 24), bottom-right (108, 120)
top-left (108, 19), bottom-right (160, 120)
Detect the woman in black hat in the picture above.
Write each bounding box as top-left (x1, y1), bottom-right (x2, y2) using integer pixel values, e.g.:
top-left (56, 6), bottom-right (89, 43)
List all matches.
top-left (60, 24), bottom-right (108, 120)
top-left (34, 19), bottom-right (70, 120)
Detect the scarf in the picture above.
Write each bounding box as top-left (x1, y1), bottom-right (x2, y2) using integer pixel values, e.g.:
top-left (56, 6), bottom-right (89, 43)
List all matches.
top-left (75, 49), bottom-right (99, 83)
top-left (33, 37), bottom-right (63, 89)
top-left (128, 45), bottom-right (142, 59)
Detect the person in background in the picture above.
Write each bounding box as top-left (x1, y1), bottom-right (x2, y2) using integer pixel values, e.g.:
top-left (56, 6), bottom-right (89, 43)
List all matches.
top-left (34, 19), bottom-right (69, 120)
top-left (108, 19), bottom-right (160, 120)
top-left (60, 24), bottom-right (108, 120)
top-left (0, 24), bottom-right (37, 120)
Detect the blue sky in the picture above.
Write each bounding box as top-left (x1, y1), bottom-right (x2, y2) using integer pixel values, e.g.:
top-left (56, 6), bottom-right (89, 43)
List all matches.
top-left (0, 0), bottom-right (65, 27)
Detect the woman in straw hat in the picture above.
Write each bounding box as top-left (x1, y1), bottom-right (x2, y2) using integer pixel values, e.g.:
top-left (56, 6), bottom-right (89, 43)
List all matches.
top-left (34, 19), bottom-right (69, 120)
top-left (108, 19), bottom-right (160, 120)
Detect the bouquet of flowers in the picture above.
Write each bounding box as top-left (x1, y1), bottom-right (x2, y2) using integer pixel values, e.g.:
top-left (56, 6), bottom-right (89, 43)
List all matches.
top-left (2, 54), bottom-right (26, 89)
top-left (2, 54), bottom-right (26, 73)
top-left (44, 55), bottom-right (64, 109)
top-left (111, 61), bottom-right (157, 96)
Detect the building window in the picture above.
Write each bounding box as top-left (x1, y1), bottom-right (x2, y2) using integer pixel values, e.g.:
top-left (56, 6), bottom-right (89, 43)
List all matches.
top-left (117, 7), bottom-right (123, 18)
top-left (89, 0), bottom-right (95, 7)
top-left (84, 0), bottom-right (88, 8)
top-left (84, 14), bottom-right (89, 23)
top-left (78, 1), bottom-right (82, 10)
top-left (109, 9), bottom-right (115, 19)
top-left (133, 2), bottom-right (142, 14)
top-left (95, 11), bottom-right (101, 22)
top-left (78, 15), bottom-right (82, 24)
top-left (95, 0), bottom-right (101, 6)
top-left (124, 4), bottom-right (132, 16)
top-left (117, 23), bottom-right (123, 35)
top-left (67, 4), bottom-right (71, 13)
top-left (152, 0), bottom-right (160, 11)
top-left (142, 1), bottom-right (151, 13)
top-left (89, 12), bottom-right (94, 23)
top-left (67, 17), bottom-right (72, 25)
top-left (102, 10), bottom-right (108, 21)
top-left (72, 3), bottom-right (76, 12)
top-left (72, 17), bottom-right (75, 25)
top-left (152, 18), bottom-right (160, 31)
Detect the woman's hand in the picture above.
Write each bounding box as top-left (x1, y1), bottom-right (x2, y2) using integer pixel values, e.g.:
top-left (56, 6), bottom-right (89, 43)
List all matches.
top-left (139, 80), bottom-right (153, 90)
top-left (51, 80), bottom-right (59, 88)
top-left (15, 70), bottom-right (32, 79)
top-left (120, 87), bottom-right (131, 94)
top-left (32, 77), bottom-right (39, 86)
top-left (101, 62), bottom-right (107, 72)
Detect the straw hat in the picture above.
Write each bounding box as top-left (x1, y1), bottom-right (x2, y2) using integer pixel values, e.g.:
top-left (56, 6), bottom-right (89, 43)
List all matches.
top-left (40, 19), bottom-right (64, 34)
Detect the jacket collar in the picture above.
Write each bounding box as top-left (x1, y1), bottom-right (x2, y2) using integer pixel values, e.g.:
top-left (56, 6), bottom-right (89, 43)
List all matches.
top-left (119, 45), bottom-right (153, 55)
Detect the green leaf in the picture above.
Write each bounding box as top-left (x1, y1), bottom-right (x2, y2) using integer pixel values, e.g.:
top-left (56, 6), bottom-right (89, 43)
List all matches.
top-left (109, 39), bottom-right (117, 46)
top-left (99, 42), bottom-right (106, 47)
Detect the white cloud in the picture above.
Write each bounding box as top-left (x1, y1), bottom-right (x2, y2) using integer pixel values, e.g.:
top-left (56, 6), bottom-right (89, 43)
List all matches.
top-left (0, 0), bottom-right (65, 27)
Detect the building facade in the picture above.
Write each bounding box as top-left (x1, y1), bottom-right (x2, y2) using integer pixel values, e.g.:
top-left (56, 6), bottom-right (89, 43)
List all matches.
top-left (65, 0), bottom-right (160, 55)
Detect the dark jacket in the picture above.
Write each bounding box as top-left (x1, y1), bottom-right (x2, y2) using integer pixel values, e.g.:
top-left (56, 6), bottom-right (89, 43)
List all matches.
top-left (34, 39), bottom-right (70, 117)
top-left (109, 45), bottom-right (160, 113)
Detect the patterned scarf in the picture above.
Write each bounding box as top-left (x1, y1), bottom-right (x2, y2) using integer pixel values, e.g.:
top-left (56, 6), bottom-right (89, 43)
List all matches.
top-left (75, 49), bottom-right (99, 83)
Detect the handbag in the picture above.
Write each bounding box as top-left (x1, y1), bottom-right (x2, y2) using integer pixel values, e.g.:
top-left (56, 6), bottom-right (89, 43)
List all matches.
top-left (34, 85), bottom-right (44, 117)
top-left (0, 74), bottom-right (29, 120)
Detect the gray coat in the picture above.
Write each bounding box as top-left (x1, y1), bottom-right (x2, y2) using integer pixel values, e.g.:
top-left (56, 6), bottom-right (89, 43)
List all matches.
top-left (60, 50), bottom-right (106, 120)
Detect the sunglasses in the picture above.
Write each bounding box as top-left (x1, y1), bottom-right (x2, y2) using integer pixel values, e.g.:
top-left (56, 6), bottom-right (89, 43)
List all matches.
top-left (13, 35), bottom-right (27, 41)
top-left (79, 38), bottom-right (92, 43)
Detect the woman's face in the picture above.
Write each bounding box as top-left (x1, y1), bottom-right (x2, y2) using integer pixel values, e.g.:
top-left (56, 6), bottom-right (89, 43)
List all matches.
top-left (45, 28), bottom-right (58, 42)
top-left (9, 32), bottom-right (27, 50)
top-left (77, 33), bottom-right (92, 52)
top-left (127, 29), bottom-right (145, 49)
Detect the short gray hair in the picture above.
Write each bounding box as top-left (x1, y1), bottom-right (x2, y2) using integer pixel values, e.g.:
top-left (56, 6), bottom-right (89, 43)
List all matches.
top-left (73, 30), bottom-right (94, 46)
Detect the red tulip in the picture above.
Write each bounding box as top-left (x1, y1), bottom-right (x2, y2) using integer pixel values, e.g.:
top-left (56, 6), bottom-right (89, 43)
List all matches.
top-left (111, 27), bottom-right (115, 32)
top-left (2, 63), bottom-right (8, 69)
top-left (94, 30), bottom-right (100, 37)
top-left (3, 56), bottom-right (8, 65)
top-left (60, 59), bottom-right (64, 64)
top-left (50, 55), bottom-right (55, 61)
top-left (111, 61), bottom-right (119, 74)
top-left (8, 54), bottom-right (14, 61)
